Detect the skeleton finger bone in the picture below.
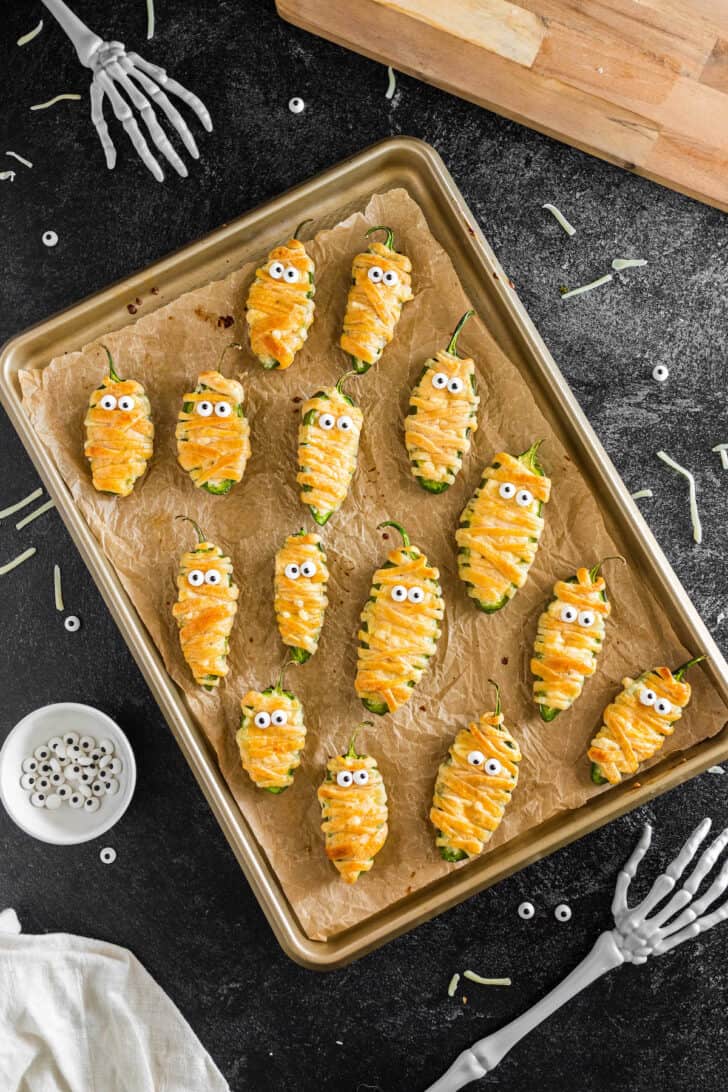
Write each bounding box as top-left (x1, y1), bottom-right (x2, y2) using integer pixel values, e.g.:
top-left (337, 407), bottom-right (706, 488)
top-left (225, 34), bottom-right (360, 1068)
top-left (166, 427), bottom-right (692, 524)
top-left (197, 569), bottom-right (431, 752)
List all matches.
top-left (654, 856), bottom-right (728, 945)
top-left (654, 895), bottom-right (728, 954)
top-left (620, 818), bottom-right (712, 929)
top-left (90, 79), bottom-right (116, 169)
top-left (97, 70), bottom-right (164, 182)
top-left (118, 56), bottom-right (199, 159)
top-left (128, 52), bottom-right (213, 131)
top-left (611, 822), bottom-right (652, 919)
top-left (107, 60), bottom-right (188, 177)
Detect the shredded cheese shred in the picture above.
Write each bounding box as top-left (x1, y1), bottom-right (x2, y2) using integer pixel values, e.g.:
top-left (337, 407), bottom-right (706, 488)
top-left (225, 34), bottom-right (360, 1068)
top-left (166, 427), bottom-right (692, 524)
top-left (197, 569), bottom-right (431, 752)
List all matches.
top-left (54, 564), bottom-right (64, 612)
top-left (657, 450), bottom-right (702, 544)
top-left (0, 487), bottom-right (42, 519)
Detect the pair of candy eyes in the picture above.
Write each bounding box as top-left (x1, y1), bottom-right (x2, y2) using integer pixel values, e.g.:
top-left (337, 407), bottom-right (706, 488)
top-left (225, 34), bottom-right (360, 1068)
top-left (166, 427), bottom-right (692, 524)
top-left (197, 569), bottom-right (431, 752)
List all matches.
top-left (194, 400), bottom-right (233, 418)
top-left (99, 394), bottom-right (135, 412)
top-left (187, 569), bottom-right (223, 587)
top-left (285, 561), bottom-right (317, 580)
top-left (254, 709), bottom-right (288, 728)
top-left (269, 261), bottom-right (300, 283)
top-left (498, 482), bottom-right (533, 506)
top-left (367, 266), bottom-right (399, 286)
top-left (336, 768), bottom-right (370, 787)
top-left (639, 689), bottom-right (674, 716)
top-left (316, 413), bottom-right (354, 432)
top-left (559, 605), bottom-right (596, 627)
top-left (431, 372), bottom-right (464, 394)
top-left (390, 584), bottom-right (425, 604)
top-left (467, 752), bottom-right (503, 774)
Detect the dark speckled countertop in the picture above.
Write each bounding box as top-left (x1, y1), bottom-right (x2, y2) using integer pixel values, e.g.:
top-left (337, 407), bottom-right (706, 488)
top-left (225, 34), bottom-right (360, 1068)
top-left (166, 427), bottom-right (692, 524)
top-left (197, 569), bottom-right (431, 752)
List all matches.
top-left (1, 3), bottom-right (726, 1091)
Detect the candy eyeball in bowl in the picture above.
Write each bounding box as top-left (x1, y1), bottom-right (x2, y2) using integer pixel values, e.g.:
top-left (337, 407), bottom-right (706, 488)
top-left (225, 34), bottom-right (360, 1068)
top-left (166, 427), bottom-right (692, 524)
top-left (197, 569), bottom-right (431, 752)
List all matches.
top-left (0, 703), bottom-right (136, 845)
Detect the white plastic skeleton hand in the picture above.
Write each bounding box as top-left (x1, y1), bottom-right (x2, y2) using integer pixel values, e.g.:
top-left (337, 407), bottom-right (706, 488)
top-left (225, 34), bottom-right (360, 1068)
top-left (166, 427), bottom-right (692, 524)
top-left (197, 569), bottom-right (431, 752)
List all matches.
top-left (425, 817), bottom-right (728, 1091)
top-left (41, 0), bottom-right (212, 182)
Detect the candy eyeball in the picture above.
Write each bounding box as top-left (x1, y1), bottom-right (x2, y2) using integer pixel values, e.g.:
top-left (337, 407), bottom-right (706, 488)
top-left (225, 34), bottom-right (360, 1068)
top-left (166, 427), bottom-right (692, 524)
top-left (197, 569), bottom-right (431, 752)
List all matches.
top-left (467, 750), bottom-right (485, 767)
top-left (336, 770), bottom-right (354, 787)
top-left (518, 901), bottom-right (535, 920)
top-left (578, 610), bottom-right (595, 628)
top-left (516, 489), bottom-right (533, 507)
top-left (254, 711), bottom-right (271, 729)
top-left (499, 481), bottom-right (516, 500)
top-left (655, 697), bottom-right (673, 717)
top-left (300, 560), bottom-right (316, 578)
top-left (447, 377), bottom-right (464, 394)
top-left (367, 266), bottom-right (384, 284)
top-left (100, 393), bottom-right (117, 411)
top-left (485, 758), bottom-right (502, 776)
top-left (353, 769), bottom-right (370, 785)
top-left (288, 96), bottom-right (305, 114)
top-left (639, 688), bottom-right (656, 707)
top-left (554, 903), bottom-right (572, 923)
top-left (269, 261), bottom-right (285, 280)
top-left (383, 269), bottom-right (399, 287)
top-left (390, 585), bottom-right (408, 602)
top-left (337, 415), bottom-right (353, 432)
top-left (64, 615), bottom-right (81, 633)
top-left (318, 412), bottom-right (335, 430)
top-left (283, 265), bottom-right (299, 284)
top-left (560, 604), bottom-right (578, 624)
top-left (118, 395), bottom-right (135, 412)
top-left (187, 569), bottom-right (205, 587)
top-left (284, 562), bottom-right (300, 580)
top-left (22, 757), bottom-right (38, 774)
top-left (204, 569), bottom-right (222, 586)
top-left (214, 401), bottom-right (232, 418)
top-left (432, 372), bottom-right (448, 390)
top-left (196, 400), bottom-right (214, 417)
top-left (407, 586), bottom-right (425, 604)
top-left (271, 709), bottom-right (288, 727)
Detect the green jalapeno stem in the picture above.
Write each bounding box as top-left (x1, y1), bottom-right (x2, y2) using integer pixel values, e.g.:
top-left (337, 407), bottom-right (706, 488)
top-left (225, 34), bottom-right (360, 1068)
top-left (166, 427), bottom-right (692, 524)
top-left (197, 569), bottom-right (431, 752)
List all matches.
top-left (102, 344), bottom-right (122, 383)
top-left (335, 370), bottom-right (359, 397)
top-left (378, 520), bottom-right (410, 548)
top-left (175, 514), bottom-right (206, 544)
top-left (293, 218), bottom-right (314, 240)
top-left (673, 654), bottom-right (706, 681)
top-left (446, 309), bottom-right (475, 357)
top-left (366, 225), bottom-right (395, 249)
top-left (520, 439), bottom-right (545, 475)
top-left (274, 657), bottom-right (298, 693)
top-left (346, 721), bottom-right (374, 758)
top-left (589, 555), bottom-right (626, 582)
top-left (216, 341), bottom-right (244, 375)
top-left (488, 678), bottom-right (501, 716)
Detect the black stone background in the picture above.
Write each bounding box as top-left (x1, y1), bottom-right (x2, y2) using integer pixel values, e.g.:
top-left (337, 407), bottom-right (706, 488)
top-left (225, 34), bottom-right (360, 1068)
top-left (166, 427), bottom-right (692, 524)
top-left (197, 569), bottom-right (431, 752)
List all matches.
top-left (1, 3), bottom-right (727, 1090)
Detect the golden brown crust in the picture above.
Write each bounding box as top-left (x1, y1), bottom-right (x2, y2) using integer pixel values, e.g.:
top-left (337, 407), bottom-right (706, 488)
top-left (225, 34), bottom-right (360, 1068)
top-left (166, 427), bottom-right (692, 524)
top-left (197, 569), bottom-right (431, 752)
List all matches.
top-left (405, 349), bottom-right (479, 487)
top-left (296, 386), bottom-right (363, 521)
top-left (84, 376), bottom-right (153, 496)
top-left (175, 370), bottom-right (250, 492)
top-left (237, 688), bottom-right (306, 791)
top-left (274, 532), bottom-right (329, 659)
top-left (318, 750), bottom-right (388, 883)
top-left (340, 241), bottom-right (412, 366)
top-left (245, 238), bottom-right (315, 369)
top-left (171, 540), bottom-right (238, 688)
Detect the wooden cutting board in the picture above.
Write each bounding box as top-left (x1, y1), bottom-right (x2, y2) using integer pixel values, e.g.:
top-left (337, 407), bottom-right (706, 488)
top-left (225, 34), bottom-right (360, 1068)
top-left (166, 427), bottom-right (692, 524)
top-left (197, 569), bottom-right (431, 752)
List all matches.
top-left (276, 0), bottom-right (728, 212)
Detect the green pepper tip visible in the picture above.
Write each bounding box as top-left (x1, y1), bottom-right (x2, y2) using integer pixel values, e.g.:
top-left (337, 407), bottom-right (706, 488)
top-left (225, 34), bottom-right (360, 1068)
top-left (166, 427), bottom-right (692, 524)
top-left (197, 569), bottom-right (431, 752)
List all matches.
top-left (590, 762), bottom-right (607, 785)
top-left (440, 846), bottom-right (467, 863)
top-left (673, 654), bottom-right (706, 681)
top-left (446, 309), bottom-right (475, 357)
top-left (378, 520), bottom-right (410, 548)
top-left (350, 355), bottom-right (371, 375)
top-left (202, 479), bottom-right (235, 496)
top-left (101, 343), bottom-right (122, 383)
top-left (310, 507), bottom-right (332, 527)
top-left (362, 697), bottom-right (388, 717)
top-left (265, 785), bottom-right (287, 795)
top-left (290, 646), bottom-right (311, 665)
top-left (365, 224), bottom-right (395, 249)
top-left (539, 705), bottom-right (560, 723)
top-left (417, 477), bottom-right (450, 494)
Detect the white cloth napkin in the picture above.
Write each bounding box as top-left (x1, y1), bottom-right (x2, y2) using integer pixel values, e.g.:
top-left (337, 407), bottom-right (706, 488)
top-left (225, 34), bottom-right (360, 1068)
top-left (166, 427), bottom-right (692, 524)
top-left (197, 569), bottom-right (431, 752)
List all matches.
top-left (0, 910), bottom-right (229, 1092)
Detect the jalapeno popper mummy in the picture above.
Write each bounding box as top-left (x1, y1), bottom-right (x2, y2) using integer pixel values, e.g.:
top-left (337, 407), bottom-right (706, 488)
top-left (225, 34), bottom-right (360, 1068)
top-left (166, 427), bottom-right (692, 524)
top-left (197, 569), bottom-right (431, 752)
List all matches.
top-left (355, 521), bottom-right (444, 716)
top-left (340, 225), bottom-right (413, 374)
top-left (84, 346), bottom-right (154, 496)
top-left (171, 518), bottom-right (239, 690)
top-left (274, 530), bottom-right (329, 663)
top-left (588, 656), bottom-right (705, 786)
top-left (245, 221), bottom-right (315, 370)
top-left (531, 559), bottom-right (622, 722)
top-left (456, 441), bottom-right (551, 612)
top-left (296, 372), bottom-right (363, 526)
top-left (237, 664), bottom-right (307, 793)
top-left (317, 728), bottom-right (388, 884)
top-left (405, 310), bottom-right (480, 493)
top-left (175, 357), bottom-right (251, 495)
top-left (430, 683), bottom-right (521, 862)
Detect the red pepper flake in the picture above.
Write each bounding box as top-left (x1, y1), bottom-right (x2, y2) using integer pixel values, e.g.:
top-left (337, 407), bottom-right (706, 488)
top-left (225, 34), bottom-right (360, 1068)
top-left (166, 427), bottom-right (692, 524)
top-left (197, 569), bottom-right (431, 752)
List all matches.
top-left (127, 304), bottom-right (137, 314)
top-left (217, 315), bottom-right (234, 329)
top-left (150, 286), bottom-right (159, 295)
top-left (501, 656), bottom-right (509, 665)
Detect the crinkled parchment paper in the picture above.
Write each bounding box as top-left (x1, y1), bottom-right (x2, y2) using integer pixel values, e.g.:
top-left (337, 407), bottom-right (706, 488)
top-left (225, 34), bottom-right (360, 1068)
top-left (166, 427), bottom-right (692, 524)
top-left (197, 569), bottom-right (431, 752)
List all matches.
top-left (20, 189), bottom-right (728, 942)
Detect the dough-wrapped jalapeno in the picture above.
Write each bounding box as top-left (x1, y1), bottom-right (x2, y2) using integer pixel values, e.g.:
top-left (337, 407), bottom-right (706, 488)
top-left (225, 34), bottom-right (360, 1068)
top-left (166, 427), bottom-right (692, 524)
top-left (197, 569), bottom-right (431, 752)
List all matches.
top-left (340, 225), bottom-right (413, 374)
top-left (237, 663), bottom-right (307, 793)
top-left (296, 372), bottom-right (363, 525)
top-left (355, 521), bottom-right (444, 716)
top-left (588, 656), bottom-right (705, 785)
top-left (404, 310), bottom-right (479, 493)
top-left (175, 350), bottom-right (251, 495)
top-left (317, 726), bottom-right (388, 883)
top-left (171, 517), bottom-right (239, 690)
top-left (84, 345), bottom-right (154, 496)
top-left (532, 558), bottom-right (622, 722)
top-left (245, 220), bottom-right (315, 370)
top-left (274, 529), bottom-right (329, 663)
top-left (456, 441), bottom-right (551, 612)
top-left (430, 682), bottom-right (521, 862)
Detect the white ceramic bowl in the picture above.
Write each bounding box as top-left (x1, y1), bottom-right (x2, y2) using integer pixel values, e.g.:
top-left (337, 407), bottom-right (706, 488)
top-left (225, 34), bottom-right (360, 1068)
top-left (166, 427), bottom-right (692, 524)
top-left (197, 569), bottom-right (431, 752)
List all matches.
top-left (0, 702), bottom-right (136, 845)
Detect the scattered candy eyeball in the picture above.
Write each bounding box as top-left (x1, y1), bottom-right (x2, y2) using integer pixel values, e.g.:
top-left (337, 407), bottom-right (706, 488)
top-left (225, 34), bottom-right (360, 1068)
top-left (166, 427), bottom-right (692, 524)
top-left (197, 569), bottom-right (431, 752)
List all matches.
top-left (336, 770), bottom-right (353, 787)
top-left (652, 364), bottom-right (669, 383)
top-left (100, 846), bottom-right (117, 865)
top-left (353, 769), bottom-right (369, 785)
top-left (498, 482), bottom-right (516, 500)
top-left (554, 903), bottom-right (572, 923)
top-left (288, 96), bottom-right (305, 114)
top-left (42, 230), bottom-right (59, 248)
top-left (64, 615), bottom-right (81, 633)
top-left (518, 901), bottom-right (535, 920)
top-left (560, 604), bottom-right (578, 623)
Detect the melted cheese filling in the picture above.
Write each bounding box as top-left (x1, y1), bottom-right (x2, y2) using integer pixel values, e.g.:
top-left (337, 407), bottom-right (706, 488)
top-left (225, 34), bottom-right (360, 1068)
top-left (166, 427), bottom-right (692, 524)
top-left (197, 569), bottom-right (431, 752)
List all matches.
top-left (176, 370), bottom-right (250, 489)
top-left (355, 547), bottom-right (443, 713)
top-left (405, 351), bottom-right (479, 485)
top-left (274, 533), bottom-right (329, 655)
top-left (532, 568), bottom-right (610, 712)
top-left (431, 712), bottom-right (521, 858)
top-left (588, 667), bottom-right (691, 784)
top-left (84, 377), bottom-right (154, 496)
top-left (245, 238), bottom-right (315, 369)
top-left (237, 689), bottom-right (306, 791)
top-left (456, 451), bottom-right (551, 609)
top-left (171, 542), bottom-right (238, 687)
top-left (340, 242), bottom-right (413, 365)
top-left (297, 387), bottom-right (363, 518)
top-left (318, 754), bottom-right (388, 883)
